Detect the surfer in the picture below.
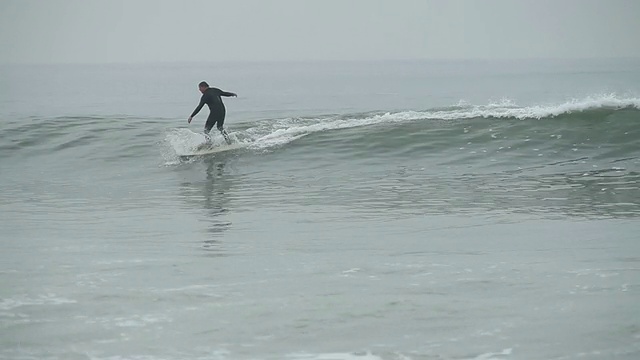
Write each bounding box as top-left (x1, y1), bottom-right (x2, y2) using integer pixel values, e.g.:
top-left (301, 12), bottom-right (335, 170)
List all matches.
top-left (188, 81), bottom-right (237, 144)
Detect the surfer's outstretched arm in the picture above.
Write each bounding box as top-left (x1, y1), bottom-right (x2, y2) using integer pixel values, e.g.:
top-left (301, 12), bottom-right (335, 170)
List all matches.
top-left (220, 91), bottom-right (237, 97)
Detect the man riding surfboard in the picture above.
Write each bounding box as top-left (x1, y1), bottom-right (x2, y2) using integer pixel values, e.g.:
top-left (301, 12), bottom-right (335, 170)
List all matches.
top-left (188, 81), bottom-right (237, 144)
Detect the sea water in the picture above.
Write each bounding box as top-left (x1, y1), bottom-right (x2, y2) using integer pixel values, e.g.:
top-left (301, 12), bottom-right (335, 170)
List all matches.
top-left (1, 59), bottom-right (639, 359)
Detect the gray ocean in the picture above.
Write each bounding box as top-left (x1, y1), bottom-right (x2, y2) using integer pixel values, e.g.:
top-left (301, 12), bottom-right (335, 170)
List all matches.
top-left (1, 59), bottom-right (640, 360)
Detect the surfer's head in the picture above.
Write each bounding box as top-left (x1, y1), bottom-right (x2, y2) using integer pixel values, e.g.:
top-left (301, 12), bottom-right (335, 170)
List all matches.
top-left (198, 81), bottom-right (209, 93)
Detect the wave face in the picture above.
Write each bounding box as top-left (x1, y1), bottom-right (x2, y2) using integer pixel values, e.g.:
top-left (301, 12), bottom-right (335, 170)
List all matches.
top-left (159, 93), bottom-right (640, 161)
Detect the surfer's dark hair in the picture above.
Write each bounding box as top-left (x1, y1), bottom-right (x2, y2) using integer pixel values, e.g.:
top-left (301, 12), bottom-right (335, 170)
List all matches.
top-left (199, 81), bottom-right (209, 88)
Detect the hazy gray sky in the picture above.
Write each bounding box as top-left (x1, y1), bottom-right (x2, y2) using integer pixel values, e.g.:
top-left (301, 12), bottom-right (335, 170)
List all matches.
top-left (1, 0), bottom-right (638, 63)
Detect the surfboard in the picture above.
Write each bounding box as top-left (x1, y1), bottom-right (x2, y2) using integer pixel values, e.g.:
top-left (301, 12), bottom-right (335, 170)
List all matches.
top-left (179, 143), bottom-right (246, 158)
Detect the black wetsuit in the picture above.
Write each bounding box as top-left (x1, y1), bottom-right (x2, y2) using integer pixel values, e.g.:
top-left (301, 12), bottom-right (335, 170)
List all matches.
top-left (190, 87), bottom-right (235, 133)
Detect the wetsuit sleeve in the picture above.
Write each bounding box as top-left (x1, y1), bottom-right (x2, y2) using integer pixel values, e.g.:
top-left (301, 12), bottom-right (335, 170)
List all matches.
top-left (212, 88), bottom-right (235, 97)
top-left (190, 95), bottom-right (206, 117)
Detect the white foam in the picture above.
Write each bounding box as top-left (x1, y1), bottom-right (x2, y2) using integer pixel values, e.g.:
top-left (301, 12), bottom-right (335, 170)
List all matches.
top-left (425, 94), bottom-right (640, 120)
top-left (466, 348), bottom-right (513, 360)
top-left (287, 352), bottom-right (396, 360)
top-left (245, 113), bottom-right (414, 150)
top-left (0, 294), bottom-right (77, 310)
top-left (164, 127), bottom-right (212, 155)
top-left (162, 127), bottom-right (248, 162)
top-left (113, 314), bottom-right (173, 327)
top-left (86, 350), bottom-right (231, 360)
top-left (248, 94), bottom-right (639, 149)
top-left (87, 355), bottom-right (174, 360)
